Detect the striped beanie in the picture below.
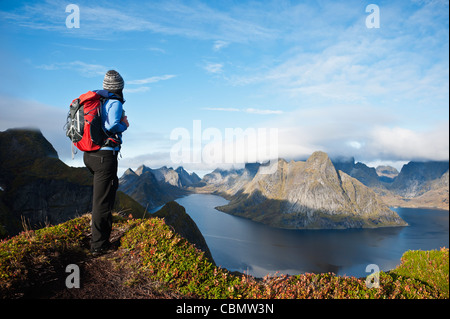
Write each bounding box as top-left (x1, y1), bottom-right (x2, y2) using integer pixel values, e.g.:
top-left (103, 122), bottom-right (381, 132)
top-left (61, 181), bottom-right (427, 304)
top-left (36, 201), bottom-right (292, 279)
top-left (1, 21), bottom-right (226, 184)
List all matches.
top-left (103, 70), bottom-right (124, 91)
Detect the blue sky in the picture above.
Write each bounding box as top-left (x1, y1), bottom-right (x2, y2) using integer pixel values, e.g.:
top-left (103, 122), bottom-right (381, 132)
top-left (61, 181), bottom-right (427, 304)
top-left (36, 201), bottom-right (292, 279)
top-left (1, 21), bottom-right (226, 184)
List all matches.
top-left (0, 0), bottom-right (448, 176)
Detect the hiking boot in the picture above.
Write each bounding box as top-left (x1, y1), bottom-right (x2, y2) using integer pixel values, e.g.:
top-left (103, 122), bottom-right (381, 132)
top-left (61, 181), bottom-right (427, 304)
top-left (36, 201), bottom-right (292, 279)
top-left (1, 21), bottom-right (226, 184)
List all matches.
top-left (90, 242), bottom-right (114, 257)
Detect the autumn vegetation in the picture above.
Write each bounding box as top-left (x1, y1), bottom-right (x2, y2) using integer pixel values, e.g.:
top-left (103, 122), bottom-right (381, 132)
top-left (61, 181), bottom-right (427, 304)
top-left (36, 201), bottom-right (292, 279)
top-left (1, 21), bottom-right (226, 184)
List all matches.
top-left (1, 215), bottom-right (448, 299)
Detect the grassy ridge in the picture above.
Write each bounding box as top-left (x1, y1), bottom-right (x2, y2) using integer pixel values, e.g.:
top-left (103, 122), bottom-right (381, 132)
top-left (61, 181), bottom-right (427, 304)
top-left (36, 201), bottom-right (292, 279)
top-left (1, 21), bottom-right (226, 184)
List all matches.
top-left (390, 249), bottom-right (448, 297)
top-left (0, 216), bottom-right (91, 296)
top-left (1, 216), bottom-right (448, 299)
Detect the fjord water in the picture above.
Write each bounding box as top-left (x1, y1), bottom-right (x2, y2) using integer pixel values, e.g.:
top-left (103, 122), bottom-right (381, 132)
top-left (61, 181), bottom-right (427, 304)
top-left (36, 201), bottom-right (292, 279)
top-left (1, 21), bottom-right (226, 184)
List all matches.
top-left (175, 194), bottom-right (449, 278)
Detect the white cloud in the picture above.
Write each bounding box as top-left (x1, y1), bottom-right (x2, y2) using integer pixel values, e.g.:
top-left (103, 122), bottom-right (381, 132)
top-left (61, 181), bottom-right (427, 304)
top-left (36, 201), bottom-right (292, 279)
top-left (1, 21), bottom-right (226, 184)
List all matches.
top-left (245, 108), bottom-right (283, 115)
top-left (230, 37), bottom-right (448, 108)
top-left (203, 107), bottom-right (240, 112)
top-left (123, 87), bottom-right (150, 94)
top-left (204, 62), bottom-right (224, 74)
top-left (35, 62), bottom-right (175, 93)
top-left (125, 75), bottom-right (175, 95)
top-left (222, 2), bottom-right (448, 112)
top-left (366, 123), bottom-right (449, 162)
top-left (266, 104), bottom-right (449, 164)
top-left (36, 61), bottom-right (109, 77)
top-left (213, 40), bottom-right (229, 51)
top-left (147, 47), bottom-right (166, 54)
top-left (193, 102), bottom-right (449, 168)
top-left (347, 141), bottom-right (364, 150)
top-left (153, 1), bottom-right (277, 43)
top-left (127, 75), bottom-right (176, 85)
top-left (203, 107), bottom-right (283, 115)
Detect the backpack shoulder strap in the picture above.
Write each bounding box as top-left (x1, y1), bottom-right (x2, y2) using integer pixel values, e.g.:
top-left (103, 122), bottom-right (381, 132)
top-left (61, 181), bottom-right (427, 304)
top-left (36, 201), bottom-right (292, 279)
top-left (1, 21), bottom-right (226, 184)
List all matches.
top-left (92, 89), bottom-right (124, 103)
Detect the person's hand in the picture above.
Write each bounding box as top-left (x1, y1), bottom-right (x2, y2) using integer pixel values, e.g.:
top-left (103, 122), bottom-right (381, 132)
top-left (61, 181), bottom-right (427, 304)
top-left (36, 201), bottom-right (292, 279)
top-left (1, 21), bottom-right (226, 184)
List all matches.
top-left (122, 116), bottom-right (129, 128)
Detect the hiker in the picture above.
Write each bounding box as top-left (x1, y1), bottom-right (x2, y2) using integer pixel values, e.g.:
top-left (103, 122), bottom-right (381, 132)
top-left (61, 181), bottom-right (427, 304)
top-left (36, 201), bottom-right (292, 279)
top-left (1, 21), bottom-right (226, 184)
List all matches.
top-left (83, 70), bottom-right (129, 256)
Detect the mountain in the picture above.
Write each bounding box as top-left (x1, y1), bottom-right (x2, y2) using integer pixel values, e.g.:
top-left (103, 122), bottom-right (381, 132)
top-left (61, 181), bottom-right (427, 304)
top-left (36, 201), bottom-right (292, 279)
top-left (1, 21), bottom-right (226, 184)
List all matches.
top-left (0, 128), bottom-right (93, 236)
top-left (379, 161), bottom-right (449, 209)
top-left (388, 161), bottom-right (449, 198)
top-left (142, 165), bottom-right (181, 187)
top-left (332, 156), bottom-right (383, 188)
top-left (0, 128), bottom-right (144, 237)
top-left (118, 165), bottom-right (199, 210)
top-left (175, 166), bottom-right (201, 187)
top-left (195, 163), bottom-right (261, 196)
top-left (118, 167), bottom-right (186, 211)
top-left (331, 157), bottom-right (449, 210)
top-left (195, 167), bottom-right (241, 190)
top-left (399, 170), bottom-right (449, 209)
top-left (212, 152), bottom-right (407, 229)
top-left (133, 165), bottom-right (200, 188)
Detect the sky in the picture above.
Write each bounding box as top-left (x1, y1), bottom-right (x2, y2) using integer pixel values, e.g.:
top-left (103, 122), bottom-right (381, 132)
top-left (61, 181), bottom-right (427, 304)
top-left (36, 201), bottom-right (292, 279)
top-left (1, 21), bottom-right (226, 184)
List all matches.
top-left (0, 0), bottom-right (448, 177)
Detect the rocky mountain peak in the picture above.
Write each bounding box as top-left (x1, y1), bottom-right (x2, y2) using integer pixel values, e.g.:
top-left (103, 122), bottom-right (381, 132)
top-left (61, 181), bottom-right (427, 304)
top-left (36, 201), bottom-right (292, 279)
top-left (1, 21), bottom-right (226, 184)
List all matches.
top-left (135, 165), bottom-right (152, 176)
top-left (214, 151), bottom-right (407, 229)
top-left (305, 151), bottom-right (337, 175)
top-left (123, 168), bottom-right (137, 177)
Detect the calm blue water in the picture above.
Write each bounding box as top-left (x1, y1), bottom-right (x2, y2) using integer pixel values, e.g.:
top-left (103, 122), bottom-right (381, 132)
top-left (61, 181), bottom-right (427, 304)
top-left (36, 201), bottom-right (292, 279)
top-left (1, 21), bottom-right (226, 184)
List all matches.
top-left (174, 194), bottom-right (449, 278)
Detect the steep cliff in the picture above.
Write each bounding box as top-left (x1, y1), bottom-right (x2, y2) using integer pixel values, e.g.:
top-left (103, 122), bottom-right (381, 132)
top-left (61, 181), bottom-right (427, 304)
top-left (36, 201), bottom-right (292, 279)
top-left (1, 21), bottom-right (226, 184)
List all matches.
top-left (0, 128), bottom-right (94, 236)
top-left (0, 128), bottom-right (144, 237)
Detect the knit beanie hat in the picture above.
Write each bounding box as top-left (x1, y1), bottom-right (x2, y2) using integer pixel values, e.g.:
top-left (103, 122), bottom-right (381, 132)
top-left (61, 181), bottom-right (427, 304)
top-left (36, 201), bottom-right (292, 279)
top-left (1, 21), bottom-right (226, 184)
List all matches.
top-left (103, 70), bottom-right (124, 91)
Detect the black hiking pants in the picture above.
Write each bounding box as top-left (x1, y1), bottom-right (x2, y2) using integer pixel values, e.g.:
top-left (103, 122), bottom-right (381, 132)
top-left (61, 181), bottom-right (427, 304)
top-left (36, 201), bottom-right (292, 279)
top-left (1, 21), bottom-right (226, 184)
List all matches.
top-left (83, 150), bottom-right (119, 251)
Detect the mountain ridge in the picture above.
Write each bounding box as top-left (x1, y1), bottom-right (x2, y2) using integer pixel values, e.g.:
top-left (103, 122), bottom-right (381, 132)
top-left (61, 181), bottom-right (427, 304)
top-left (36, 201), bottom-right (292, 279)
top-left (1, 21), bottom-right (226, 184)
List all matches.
top-left (118, 165), bottom-right (197, 211)
top-left (331, 156), bottom-right (449, 209)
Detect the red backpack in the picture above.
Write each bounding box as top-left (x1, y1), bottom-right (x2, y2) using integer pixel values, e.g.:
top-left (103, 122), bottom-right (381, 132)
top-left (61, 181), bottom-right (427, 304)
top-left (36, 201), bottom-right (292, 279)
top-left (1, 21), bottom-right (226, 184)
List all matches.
top-left (65, 91), bottom-right (120, 157)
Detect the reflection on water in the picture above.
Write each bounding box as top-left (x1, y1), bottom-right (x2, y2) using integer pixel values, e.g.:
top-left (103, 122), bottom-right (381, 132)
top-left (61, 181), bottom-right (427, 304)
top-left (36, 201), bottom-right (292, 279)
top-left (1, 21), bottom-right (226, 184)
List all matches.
top-left (174, 194), bottom-right (449, 278)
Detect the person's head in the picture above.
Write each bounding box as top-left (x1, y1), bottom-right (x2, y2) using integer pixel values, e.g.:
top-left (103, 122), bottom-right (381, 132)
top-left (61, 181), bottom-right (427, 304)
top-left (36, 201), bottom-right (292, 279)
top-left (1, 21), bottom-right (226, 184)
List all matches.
top-left (103, 70), bottom-right (124, 97)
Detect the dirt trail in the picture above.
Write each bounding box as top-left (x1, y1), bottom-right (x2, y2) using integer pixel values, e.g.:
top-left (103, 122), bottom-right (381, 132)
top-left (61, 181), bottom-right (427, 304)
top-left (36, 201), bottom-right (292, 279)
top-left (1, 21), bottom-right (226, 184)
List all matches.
top-left (22, 227), bottom-right (185, 299)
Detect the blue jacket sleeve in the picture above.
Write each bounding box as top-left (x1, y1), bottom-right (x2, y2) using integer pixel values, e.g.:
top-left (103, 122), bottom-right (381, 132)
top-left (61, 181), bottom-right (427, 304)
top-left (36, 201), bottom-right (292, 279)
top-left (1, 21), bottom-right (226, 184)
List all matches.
top-left (104, 100), bottom-right (127, 134)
